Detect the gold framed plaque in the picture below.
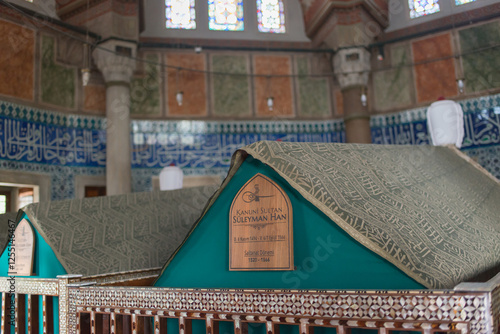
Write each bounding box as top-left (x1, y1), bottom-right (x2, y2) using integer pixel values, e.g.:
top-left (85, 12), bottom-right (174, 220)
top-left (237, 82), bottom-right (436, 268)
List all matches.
top-left (229, 173), bottom-right (293, 271)
top-left (11, 218), bottom-right (35, 276)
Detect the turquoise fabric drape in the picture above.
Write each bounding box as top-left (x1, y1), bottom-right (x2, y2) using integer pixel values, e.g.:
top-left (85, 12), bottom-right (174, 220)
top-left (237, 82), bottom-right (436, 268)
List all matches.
top-left (155, 156), bottom-right (425, 290)
top-left (0, 213), bottom-right (67, 278)
top-left (0, 213), bottom-right (66, 333)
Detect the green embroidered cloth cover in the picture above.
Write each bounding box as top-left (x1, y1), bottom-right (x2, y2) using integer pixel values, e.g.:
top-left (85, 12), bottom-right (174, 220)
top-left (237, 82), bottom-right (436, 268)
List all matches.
top-left (21, 186), bottom-right (217, 276)
top-left (222, 142), bottom-right (500, 289)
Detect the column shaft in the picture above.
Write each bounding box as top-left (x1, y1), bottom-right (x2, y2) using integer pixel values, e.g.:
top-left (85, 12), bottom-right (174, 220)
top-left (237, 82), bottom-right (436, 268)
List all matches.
top-left (342, 86), bottom-right (371, 144)
top-left (105, 84), bottom-right (131, 195)
top-left (93, 40), bottom-right (136, 196)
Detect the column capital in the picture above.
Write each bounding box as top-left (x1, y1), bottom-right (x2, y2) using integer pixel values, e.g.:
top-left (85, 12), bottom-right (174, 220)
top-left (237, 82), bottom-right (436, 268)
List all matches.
top-left (93, 40), bottom-right (137, 84)
top-left (333, 47), bottom-right (370, 90)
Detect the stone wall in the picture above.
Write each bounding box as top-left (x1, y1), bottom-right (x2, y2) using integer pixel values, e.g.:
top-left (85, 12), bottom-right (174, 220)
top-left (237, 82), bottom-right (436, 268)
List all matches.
top-left (1, 13), bottom-right (500, 201)
top-left (372, 19), bottom-right (500, 113)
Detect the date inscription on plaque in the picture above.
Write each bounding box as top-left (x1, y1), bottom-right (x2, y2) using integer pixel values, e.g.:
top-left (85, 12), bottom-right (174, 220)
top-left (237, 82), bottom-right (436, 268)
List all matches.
top-left (229, 173), bottom-right (293, 271)
top-left (12, 218), bottom-right (35, 276)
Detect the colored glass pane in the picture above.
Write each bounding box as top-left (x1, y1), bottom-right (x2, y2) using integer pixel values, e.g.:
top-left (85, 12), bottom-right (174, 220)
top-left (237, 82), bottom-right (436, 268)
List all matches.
top-left (257, 0), bottom-right (285, 33)
top-left (208, 0), bottom-right (244, 31)
top-left (166, 0), bottom-right (196, 29)
top-left (409, 0), bottom-right (440, 19)
top-left (455, 0), bottom-right (476, 4)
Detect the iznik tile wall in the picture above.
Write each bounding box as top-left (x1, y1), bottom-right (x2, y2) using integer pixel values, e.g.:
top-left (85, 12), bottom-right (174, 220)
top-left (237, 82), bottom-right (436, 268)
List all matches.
top-left (131, 120), bottom-right (345, 173)
top-left (0, 94), bottom-right (499, 201)
top-left (0, 101), bottom-right (106, 200)
top-left (0, 100), bottom-right (344, 198)
top-left (371, 94), bottom-right (500, 179)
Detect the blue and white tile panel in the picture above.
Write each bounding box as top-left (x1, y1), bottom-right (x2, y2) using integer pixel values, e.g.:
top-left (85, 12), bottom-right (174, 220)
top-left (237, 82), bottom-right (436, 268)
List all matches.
top-left (0, 93), bottom-right (499, 199)
top-left (371, 93), bottom-right (500, 148)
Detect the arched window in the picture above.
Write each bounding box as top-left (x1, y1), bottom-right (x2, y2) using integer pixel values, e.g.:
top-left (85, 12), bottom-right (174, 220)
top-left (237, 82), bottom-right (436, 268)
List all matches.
top-left (208, 0), bottom-right (244, 31)
top-left (409, 0), bottom-right (440, 19)
top-left (257, 0), bottom-right (285, 33)
top-left (166, 0), bottom-right (196, 29)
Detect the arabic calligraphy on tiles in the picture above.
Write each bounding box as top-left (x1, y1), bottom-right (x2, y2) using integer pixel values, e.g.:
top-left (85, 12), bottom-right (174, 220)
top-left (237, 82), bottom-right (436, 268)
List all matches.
top-left (462, 107), bottom-right (500, 148)
top-left (130, 132), bottom-right (343, 169)
top-left (370, 107), bottom-right (500, 148)
top-left (0, 117), bottom-right (106, 166)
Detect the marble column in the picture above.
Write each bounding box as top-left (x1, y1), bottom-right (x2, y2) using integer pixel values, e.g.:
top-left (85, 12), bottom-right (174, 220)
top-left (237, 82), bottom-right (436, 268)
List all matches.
top-left (93, 41), bottom-right (136, 195)
top-left (334, 48), bottom-right (372, 144)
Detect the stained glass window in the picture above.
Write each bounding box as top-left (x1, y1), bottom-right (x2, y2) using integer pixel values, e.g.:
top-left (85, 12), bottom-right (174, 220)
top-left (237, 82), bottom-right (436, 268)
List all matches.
top-left (166, 0), bottom-right (196, 29)
top-left (257, 0), bottom-right (285, 33)
top-left (455, 0), bottom-right (476, 4)
top-left (208, 0), bottom-right (244, 31)
top-left (409, 0), bottom-right (440, 19)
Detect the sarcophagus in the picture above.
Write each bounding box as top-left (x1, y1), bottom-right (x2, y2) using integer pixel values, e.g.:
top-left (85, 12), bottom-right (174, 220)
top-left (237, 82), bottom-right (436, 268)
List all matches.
top-left (0, 185), bottom-right (217, 333)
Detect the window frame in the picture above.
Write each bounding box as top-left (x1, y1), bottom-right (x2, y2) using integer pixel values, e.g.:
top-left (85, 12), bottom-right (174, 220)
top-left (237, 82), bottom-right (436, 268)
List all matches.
top-left (165, 0), bottom-right (197, 30)
top-left (256, 0), bottom-right (286, 34)
top-left (208, 0), bottom-right (245, 31)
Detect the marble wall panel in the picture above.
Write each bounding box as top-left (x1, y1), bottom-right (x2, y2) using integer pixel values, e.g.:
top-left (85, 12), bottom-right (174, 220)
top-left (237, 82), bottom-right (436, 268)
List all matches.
top-left (296, 57), bottom-right (331, 117)
top-left (40, 35), bottom-right (76, 109)
top-left (459, 21), bottom-right (500, 93)
top-left (0, 19), bottom-right (34, 101)
top-left (412, 33), bottom-right (457, 103)
top-left (84, 85), bottom-right (106, 114)
top-left (131, 53), bottom-right (161, 115)
top-left (211, 54), bottom-right (251, 117)
top-left (166, 53), bottom-right (207, 117)
top-left (373, 44), bottom-right (413, 111)
top-left (253, 55), bottom-right (294, 117)
top-left (335, 90), bottom-right (344, 116)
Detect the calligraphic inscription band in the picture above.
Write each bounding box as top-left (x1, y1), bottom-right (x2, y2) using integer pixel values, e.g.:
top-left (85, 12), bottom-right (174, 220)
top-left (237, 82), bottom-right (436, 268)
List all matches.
top-left (230, 173), bottom-right (293, 270)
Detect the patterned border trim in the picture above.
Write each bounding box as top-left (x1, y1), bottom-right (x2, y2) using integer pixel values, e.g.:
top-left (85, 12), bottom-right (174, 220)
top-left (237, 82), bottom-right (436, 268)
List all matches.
top-left (80, 268), bottom-right (162, 285)
top-left (67, 287), bottom-right (492, 334)
top-left (492, 284), bottom-right (500, 334)
top-left (0, 100), bottom-right (345, 134)
top-left (2, 93), bottom-right (498, 133)
top-left (0, 101), bottom-right (105, 130)
top-left (0, 277), bottom-right (58, 296)
top-left (132, 119), bottom-right (345, 135)
top-left (371, 93), bottom-right (500, 127)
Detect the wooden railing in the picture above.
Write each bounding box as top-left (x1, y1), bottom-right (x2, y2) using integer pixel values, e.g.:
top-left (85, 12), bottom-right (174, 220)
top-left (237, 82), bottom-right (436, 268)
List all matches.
top-left (80, 268), bottom-right (161, 286)
top-left (0, 268), bottom-right (161, 334)
top-left (1, 272), bottom-right (498, 334)
top-left (66, 273), bottom-right (500, 334)
top-left (0, 275), bottom-right (79, 334)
